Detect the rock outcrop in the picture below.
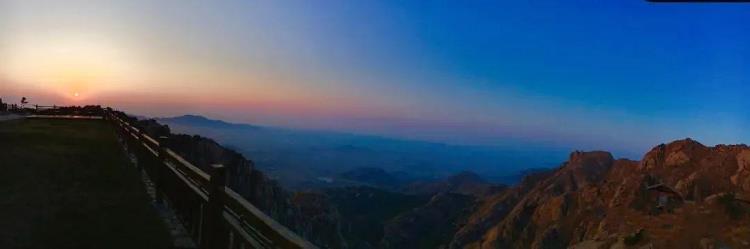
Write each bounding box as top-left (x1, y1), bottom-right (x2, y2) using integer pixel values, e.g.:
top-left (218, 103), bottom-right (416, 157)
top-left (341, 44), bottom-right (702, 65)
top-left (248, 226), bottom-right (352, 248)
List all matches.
top-left (447, 139), bottom-right (750, 249)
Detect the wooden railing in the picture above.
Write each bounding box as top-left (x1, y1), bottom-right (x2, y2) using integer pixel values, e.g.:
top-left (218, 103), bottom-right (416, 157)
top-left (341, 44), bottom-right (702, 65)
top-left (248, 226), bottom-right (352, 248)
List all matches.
top-left (106, 110), bottom-right (317, 249)
top-left (33, 104), bottom-right (58, 110)
top-left (30, 105), bottom-right (105, 117)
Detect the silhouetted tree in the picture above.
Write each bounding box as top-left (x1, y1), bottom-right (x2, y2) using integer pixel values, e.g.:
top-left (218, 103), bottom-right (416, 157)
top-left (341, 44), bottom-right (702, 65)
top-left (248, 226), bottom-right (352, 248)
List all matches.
top-left (20, 97), bottom-right (28, 108)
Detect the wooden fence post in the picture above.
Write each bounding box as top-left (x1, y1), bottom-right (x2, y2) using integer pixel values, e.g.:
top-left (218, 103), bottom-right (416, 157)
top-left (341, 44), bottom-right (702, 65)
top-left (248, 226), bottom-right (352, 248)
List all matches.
top-left (202, 164), bottom-right (228, 249)
top-left (116, 117), bottom-right (125, 138)
top-left (155, 136), bottom-right (169, 205)
top-left (134, 129), bottom-right (145, 171)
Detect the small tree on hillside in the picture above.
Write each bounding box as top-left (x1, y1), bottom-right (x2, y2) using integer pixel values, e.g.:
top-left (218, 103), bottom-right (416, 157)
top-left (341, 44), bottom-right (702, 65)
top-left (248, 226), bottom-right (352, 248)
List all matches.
top-left (718, 192), bottom-right (744, 219)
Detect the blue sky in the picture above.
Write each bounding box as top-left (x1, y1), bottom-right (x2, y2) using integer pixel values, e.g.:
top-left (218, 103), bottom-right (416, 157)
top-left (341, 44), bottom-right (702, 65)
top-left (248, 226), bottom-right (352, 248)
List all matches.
top-left (2, 0), bottom-right (749, 158)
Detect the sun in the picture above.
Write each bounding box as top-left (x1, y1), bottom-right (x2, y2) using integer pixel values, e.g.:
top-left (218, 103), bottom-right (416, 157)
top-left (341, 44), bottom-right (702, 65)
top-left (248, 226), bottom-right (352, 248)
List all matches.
top-left (67, 91), bottom-right (84, 102)
top-left (1, 33), bottom-right (136, 100)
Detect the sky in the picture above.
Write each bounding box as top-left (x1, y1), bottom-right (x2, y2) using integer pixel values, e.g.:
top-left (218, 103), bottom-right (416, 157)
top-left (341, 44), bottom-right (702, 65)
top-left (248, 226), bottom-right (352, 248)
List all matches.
top-left (1, 0), bottom-right (748, 159)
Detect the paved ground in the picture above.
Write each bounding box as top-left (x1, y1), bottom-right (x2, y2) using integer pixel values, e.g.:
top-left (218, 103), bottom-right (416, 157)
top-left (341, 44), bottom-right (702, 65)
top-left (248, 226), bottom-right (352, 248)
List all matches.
top-left (0, 118), bottom-right (173, 249)
top-left (0, 114), bottom-right (22, 122)
top-left (125, 150), bottom-right (197, 249)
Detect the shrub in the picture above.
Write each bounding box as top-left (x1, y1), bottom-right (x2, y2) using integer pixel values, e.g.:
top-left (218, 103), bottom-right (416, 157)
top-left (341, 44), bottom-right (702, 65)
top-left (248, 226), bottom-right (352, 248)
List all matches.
top-left (718, 192), bottom-right (744, 219)
top-left (624, 229), bottom-right (644, 246)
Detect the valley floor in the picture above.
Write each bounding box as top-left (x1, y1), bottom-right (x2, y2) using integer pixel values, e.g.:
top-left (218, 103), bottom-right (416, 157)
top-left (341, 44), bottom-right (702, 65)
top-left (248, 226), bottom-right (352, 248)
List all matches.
top-left (0, 118), bottom-right (172, 249)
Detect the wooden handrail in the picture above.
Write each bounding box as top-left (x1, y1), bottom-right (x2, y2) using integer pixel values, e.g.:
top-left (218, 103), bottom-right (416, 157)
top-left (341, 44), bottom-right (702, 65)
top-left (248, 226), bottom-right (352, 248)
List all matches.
top-left (164, 149), bottom-right (211, 183)
top-left (224, 188), bottom-right (317, 249)
top-left (106, 110), bottom-right (317, 249)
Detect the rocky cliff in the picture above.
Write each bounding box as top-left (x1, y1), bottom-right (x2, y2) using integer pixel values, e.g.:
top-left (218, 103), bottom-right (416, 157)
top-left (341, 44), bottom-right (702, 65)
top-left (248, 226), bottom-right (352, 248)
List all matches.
top-left (122, 115), bottom-right (346, 248)
top-left (449, 139), bottom-right (750, 248)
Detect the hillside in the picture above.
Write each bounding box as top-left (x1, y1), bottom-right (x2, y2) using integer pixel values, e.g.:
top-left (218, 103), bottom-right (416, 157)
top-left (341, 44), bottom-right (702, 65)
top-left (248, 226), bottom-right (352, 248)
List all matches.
top-left (324, 186), bottom-right (430, 248)
top-left (448, 139), bottom-right (750, 248)
top-left (403, 171), bottom-right (504, 197)
top-left (382, 193), bottom-right (476, 249)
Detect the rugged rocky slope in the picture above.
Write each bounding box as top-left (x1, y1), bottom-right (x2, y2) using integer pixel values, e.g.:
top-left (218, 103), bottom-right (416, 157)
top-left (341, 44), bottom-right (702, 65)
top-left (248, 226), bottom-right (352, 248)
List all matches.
top-left (324, 186), bottom-right (429, 248)
top-left (449, 139), bottom-right (750, 249)
top-left (381, 193), bottom-right (476, 249)
top-left (320, 171), bottom-right (505, 249)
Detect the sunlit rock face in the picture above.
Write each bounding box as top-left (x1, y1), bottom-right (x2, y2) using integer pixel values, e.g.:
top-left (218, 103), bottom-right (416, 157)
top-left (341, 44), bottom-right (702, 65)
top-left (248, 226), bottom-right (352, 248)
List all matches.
top-left (733, 150), bottom-right (750, 193)
top-left (447, 139), bottom-right (750, 249)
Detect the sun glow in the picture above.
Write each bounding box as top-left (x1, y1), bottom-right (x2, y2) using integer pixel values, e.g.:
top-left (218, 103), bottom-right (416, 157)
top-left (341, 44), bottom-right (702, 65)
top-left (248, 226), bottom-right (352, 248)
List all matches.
top-left (1, 34), bottom-right (137, 100)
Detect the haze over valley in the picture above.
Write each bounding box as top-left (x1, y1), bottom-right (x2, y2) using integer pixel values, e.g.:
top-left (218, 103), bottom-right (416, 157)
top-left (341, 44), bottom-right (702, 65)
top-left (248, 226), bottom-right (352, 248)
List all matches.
top-left (156, 114), bottom-right (564, 189)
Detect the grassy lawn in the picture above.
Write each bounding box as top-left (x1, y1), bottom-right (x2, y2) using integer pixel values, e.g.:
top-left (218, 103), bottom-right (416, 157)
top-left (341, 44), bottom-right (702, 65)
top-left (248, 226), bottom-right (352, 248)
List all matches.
top-left (0, 118), bottom-right (172, 249)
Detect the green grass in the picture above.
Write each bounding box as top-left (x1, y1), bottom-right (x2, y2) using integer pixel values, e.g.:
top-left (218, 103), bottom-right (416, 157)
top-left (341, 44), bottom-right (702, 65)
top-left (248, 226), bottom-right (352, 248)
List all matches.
top-left (0, 118), bottom-right (172, 249)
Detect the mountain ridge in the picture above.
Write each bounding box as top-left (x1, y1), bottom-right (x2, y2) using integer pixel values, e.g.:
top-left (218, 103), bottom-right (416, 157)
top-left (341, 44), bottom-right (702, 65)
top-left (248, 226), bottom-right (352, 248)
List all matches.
top-left (158, 114), bottom-right (260, 130)
top-left (447, 138), bottom-right (750, 248)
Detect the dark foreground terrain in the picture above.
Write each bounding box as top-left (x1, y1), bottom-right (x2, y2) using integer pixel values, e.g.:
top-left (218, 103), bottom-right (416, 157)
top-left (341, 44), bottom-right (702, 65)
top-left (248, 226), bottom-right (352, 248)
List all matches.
top-left (0, 118), bottom-right (171, 249)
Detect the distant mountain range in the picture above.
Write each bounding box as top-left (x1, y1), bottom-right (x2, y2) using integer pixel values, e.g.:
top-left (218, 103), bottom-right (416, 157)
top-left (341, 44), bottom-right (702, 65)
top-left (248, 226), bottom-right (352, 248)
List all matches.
top-left (159, 114), bottom-right (260, 130)
top-left (156, 114), bottom-right (563, 189)
top-left (402, 171), bottom-right (504, 197)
